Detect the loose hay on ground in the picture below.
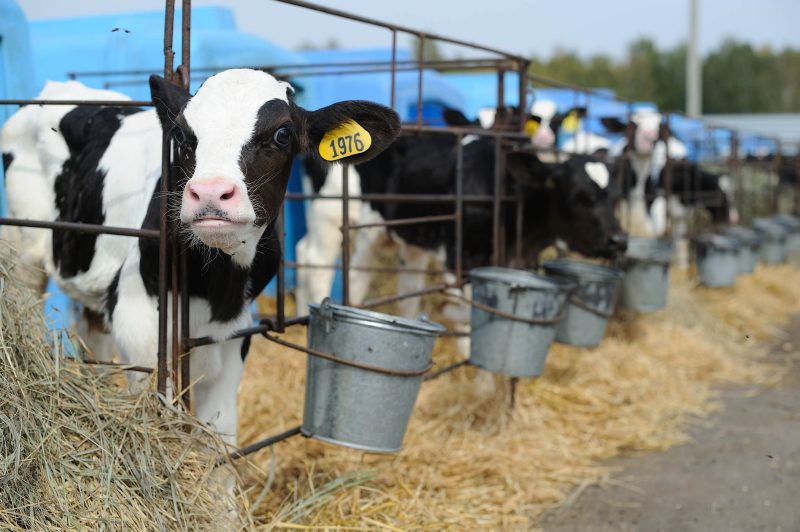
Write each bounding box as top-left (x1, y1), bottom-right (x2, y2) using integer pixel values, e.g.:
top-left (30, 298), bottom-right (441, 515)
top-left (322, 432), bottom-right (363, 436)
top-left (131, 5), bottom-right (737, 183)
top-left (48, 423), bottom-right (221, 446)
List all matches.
top-left (0, 244), bottom-right (251, 530)
top-left (239, 264), bottom-right (798, 529)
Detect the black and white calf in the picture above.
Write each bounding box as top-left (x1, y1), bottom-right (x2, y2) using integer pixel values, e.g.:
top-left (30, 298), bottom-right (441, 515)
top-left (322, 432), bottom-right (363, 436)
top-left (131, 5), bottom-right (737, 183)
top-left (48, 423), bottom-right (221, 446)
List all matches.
top-left (1, 71), bottom-right (400, 444)
top-left (294, 126), bottom-right (627, 316)
top-left (602, 109), bottom-right (690, 236)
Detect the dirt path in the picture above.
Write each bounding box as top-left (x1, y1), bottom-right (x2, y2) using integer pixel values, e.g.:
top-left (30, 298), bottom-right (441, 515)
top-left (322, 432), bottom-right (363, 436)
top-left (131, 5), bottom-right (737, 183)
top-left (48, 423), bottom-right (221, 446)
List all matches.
top-left (542, 319), bottom-right (800, 532)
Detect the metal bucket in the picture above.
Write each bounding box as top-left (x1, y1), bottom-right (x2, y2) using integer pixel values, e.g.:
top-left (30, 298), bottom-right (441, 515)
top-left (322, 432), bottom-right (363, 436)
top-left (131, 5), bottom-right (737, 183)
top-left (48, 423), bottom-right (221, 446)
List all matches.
top-left (752, 218), bottom-right (787, 264)
top-left (617, 237), bottom-right (673, 312)
top-left (542, 259), bottom-right (624, 348)
top-left (721, 225), bottom-right (761, 274)
top-left (772, 214), bottom-right (800, 256)
top-left (303, 299), bottom-right (444, 453)
top-left (693, 233), bottom-right (739, 288)
top-left (468, 267), bottom-right (574, 378)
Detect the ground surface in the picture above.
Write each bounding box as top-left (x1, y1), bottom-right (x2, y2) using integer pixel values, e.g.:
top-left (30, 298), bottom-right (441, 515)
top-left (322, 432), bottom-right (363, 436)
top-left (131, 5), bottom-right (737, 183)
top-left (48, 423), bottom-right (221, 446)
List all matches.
top-left (542, 318), bottom-right (800, 532)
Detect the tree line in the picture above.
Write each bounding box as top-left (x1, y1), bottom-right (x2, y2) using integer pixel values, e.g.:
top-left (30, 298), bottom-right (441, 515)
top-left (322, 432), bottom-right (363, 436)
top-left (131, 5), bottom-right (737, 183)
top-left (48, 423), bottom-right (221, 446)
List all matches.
top-left (528, 38), bottom-right (800, 114)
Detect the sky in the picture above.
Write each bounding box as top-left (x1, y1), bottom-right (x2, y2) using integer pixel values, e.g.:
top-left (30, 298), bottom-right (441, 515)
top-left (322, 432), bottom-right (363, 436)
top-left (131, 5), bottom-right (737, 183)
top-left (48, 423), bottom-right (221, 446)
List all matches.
top-left (17, 0), bottom-right (800, 59)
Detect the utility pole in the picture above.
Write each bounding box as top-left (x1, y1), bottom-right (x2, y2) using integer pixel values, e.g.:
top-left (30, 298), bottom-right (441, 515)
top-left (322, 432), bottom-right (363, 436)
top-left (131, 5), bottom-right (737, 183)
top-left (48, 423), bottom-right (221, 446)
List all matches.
top-left (687, 0), bottom-right (702, 117)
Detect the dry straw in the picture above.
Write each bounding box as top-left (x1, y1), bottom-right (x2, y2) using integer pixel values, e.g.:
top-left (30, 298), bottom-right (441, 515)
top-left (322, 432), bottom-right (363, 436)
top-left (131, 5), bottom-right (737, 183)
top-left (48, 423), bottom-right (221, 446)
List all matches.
top-left (240, 263), bottom-right (799, 529)
top-left (0, 243), bottom-right (251, 531)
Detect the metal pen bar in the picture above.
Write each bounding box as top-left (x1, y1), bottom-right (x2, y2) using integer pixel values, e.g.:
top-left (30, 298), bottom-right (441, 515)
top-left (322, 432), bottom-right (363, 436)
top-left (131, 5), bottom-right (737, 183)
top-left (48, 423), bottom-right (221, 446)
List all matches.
top-left (341, 163), bottom-right (350, 307)
top-left (416, 34), bottom-right (424, 127)
top-left (0, 218), bottom-right (160, 239)
top-left (285, 261), bottom-right (446, 275)
top-left (274, 0), bottom-right (524, 59)
top-left (0, 99), bottom-right (151, 107)
top-left (276, 207), bottom-right (286, 332)
top-left (227, 425), bottom-right (303, 460)
top-left (157, 0), bottom-right (177, 396)
top-left (347, 213), bottom-right (455, 230)
top-left (68, 57), bottom-right (510, 78)
top-left (455, 134), bottom-right (464, 282)
top-left (358, 284), bottom-right (452, 310)
top-left (170, 142), bottom-right (182, 407)
top-left (492, 139), bottom-right (503, 266)
top-left (285, 192), bottom-right (521, 204)
top-left (185, 316), bottom-right (310, 349)
top-left (423, 360), bottom-right (469, 382)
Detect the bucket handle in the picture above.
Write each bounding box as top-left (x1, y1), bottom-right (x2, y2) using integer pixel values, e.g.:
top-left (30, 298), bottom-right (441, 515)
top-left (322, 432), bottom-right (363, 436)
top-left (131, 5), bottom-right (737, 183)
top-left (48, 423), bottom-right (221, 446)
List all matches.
top-left (568, 296), bottom-right (615, 319)
top-left (260, 328), bottom-right (433, 378)
top-left (445, 292), bottom-right (567, 326)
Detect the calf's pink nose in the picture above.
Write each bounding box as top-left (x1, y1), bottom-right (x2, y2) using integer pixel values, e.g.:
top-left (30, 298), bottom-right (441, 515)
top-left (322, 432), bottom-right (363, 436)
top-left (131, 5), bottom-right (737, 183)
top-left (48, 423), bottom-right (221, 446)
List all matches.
top-left (185, 179), bottom-right (240, 210)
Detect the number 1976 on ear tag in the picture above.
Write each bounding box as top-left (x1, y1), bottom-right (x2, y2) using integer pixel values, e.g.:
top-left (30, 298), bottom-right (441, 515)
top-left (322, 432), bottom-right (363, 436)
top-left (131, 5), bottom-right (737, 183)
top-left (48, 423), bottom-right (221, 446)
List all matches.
top-left (319, 120), bottom-right (372, 161)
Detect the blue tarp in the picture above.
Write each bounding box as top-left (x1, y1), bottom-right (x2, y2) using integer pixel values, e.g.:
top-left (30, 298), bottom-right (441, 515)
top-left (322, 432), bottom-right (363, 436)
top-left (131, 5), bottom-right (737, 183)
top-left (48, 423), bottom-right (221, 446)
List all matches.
top-left (297, 48), bottom-right (466, 123)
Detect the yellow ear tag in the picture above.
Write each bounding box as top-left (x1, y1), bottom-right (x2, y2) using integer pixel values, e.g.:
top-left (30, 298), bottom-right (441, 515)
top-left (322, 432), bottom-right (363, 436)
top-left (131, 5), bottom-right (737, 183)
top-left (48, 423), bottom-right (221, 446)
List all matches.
top-left (524, 118), bottom-right (540, 137)
top-left (561, 112), bottom-right (580, 133)
top-left (318, 120), bottom-right (372, 162)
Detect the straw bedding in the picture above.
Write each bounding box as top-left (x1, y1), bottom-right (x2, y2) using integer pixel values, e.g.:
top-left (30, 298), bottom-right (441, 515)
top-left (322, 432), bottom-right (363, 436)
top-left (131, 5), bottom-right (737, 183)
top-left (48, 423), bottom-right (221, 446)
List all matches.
top-left (0, 244), bottom-right (250, 531)
top-left (240, 263), bottom-right (799, 529)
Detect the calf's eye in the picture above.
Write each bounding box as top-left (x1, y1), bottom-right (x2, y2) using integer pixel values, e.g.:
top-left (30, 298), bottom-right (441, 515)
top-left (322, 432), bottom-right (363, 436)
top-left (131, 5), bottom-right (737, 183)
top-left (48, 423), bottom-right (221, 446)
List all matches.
top-left (273, 126), bottom-right (291, 148)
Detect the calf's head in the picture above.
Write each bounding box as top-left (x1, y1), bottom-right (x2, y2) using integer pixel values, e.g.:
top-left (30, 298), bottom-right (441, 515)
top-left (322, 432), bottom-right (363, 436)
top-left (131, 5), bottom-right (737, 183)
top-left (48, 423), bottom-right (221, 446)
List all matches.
top-left (150, 69), bottom-right (400, 261)
top-left (602, 109), bottom-right (667, 156)
top-left (508, 151), bottom-right (627, 258)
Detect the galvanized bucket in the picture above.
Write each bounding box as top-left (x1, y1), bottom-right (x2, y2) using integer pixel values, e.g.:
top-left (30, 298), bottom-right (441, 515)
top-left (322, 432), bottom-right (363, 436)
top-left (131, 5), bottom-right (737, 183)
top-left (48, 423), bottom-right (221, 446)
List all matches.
top-left (693, 233), bottom-right (739, 288)
top-left (617, 237), bottom-right (673, 312)
top-left (752, 218), bottom-right (787, 264)
top-left (303, 299), bottom-right (444, 453)
top-left (721, 225), bottom-right (761, 274)
top-left (772, 214), bottom-right (800, 256)
top-left (468, 267), bottom-right (574, 378)
top-left (542, 259), bottom-right (624, 348)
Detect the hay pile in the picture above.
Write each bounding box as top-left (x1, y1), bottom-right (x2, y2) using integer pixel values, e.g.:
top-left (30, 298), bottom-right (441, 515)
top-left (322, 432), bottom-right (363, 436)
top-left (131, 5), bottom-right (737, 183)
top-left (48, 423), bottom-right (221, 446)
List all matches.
top-left (239, 262), bottom-right (799, 529)
top-left (0, 246), bottom-right (250, 530)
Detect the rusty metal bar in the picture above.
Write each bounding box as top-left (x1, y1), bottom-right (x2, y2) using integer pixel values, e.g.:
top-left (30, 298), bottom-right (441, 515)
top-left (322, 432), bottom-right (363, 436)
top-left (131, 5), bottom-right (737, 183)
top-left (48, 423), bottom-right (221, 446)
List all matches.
top-left (358, 284), bottom-right (452, 310)
top-left (285, 261), bottom-right (446, 275)
top-left (227, 425), bottom-right (303, 460)
top-left (423, 359), bottom-right (469, 382)
top-left (390, 29), bottom-right (397, 109)
top-left (157, 0), bottom-right (177, 397)
top-left (341, 163), bottom-right (350, 306)
top-left (347, 213), bottom-right (455, 230)
top-left (0, 218), bottom-right (160, 238)
top-left (274, 0), bottom-right (523, 59)
top-left (492, 139), bottom-right (503, 266)
top-left (455, 134), bottom-right (464, 282)
top-left (170, 142), bottom-right (182, 406)
top-left (518, 60), bottom-right (529, 134)
top-left (276, 207), bottom-right (286, 332)
top-left (416, 33), bottom-right (424, 127)
top-left (285, 192), bottom-right (521, 204)
top-left (79, 358), bottom-right (154, 374)
top-left (0, 98), bottom-right (151, 107)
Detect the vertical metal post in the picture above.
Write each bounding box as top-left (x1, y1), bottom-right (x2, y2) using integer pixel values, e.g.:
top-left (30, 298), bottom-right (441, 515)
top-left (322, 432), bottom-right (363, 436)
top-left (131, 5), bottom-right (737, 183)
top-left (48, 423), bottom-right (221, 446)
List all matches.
top-left (496, 68), bottom-right (505, 128)
top-left (276, 206), bottom-right (286, 331)
top-left (492, 138), bottom-right (504, 266)
top-left (663, 114), bottom-right (674, 235)
top-left (157, 0), bottom-right (177, 396)
top-left (179, 0), bottom-right (192, 412)
top-left (687, 0), bottom-right (702, 118)
top-left (416, 33), bottom-right (424, 127)
top-left (390, 29), bottom-right (397, 110)
top-left (454, 134), bottom-right (464, 282)
top-left (518, 60), bottom-right (529, 134)
top-left (771, 139), bottom-right (782, 214)
top-left (794, 146), bottom-right (800, 215)
top-left (730, 131), bottom-right (741, 220)
top-left (341, 163), bottom-right (350, 306)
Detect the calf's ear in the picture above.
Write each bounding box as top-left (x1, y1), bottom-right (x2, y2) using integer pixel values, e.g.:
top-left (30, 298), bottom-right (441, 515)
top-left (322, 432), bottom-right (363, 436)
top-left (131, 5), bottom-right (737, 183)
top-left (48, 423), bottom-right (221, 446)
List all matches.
top-left (149, 75), bottom-right (191, 130)
top-left (600, 117), bottom-right (627, 133)
top-left (442, 107), bottom-right (474, 127)
top-left (297, 101), bottom-right (401, 165)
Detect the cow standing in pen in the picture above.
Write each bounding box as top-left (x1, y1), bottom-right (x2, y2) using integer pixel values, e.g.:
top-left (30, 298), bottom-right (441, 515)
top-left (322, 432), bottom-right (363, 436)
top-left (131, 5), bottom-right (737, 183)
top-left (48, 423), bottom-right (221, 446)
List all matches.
top-left (294, 107), bottom-right (627, 317)
top-left (1, 70), bottom-right (400, 445)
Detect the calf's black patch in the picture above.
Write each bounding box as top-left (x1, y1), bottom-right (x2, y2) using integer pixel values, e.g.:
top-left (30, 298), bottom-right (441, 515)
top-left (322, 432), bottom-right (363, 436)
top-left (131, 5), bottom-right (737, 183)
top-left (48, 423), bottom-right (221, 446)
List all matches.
top-left (53, 105), bottom-right (141, 278)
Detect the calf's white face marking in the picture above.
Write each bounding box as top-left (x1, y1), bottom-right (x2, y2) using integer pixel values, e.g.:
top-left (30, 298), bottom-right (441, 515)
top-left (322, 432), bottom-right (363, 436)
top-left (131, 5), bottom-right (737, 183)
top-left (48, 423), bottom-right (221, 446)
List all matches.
top-left (177, 70), bottom-right (293, 261)
top-left (530, 99), bottom-right (558, 149)
top-left (584, 161), bottom-right (609, 189)
top-left (630, 110), bottom-right (663, 155)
